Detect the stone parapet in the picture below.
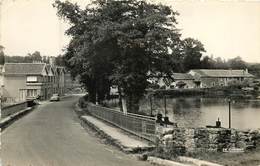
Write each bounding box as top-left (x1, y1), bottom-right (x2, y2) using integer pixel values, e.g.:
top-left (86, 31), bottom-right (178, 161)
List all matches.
top-left (157, 127), bottom-right (260, 155)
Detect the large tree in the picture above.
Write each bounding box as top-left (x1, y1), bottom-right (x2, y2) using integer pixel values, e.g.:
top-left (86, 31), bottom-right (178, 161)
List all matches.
top-left (227, 56), bottom-right (247, 69)
top-left (181, 38), bottom-right (206, 71)
top-left (54, 0), bottom-right (181, 113)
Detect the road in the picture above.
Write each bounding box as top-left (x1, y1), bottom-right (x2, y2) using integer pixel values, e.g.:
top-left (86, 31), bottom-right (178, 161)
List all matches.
top-left (1, 96), bottom-right (151, 166)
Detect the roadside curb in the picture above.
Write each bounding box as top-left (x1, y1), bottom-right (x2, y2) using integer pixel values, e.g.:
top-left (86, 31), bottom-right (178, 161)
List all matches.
top-left (178, 156), bottom-right (223, 166)
top-left (79, 116), bottom-right (132, 152)
top-left (75, 103), bottom-right (153, 154)
top-left (74, 103), bottom-right (127, 152)
top-left (0, 106), bottom-right (35, 130)
top-left (147, 156), bottom-right (192, 166)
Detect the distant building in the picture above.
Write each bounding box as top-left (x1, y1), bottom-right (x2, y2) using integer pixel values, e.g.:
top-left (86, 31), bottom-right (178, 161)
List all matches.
top-left (149, 73), bottom-right (195, 89)
top-left (189, 69), bottom-right (255, 88)
top-left (3, 63), bottom-right (65, 101)
top-left (170, 73), bottom-right (196, 89)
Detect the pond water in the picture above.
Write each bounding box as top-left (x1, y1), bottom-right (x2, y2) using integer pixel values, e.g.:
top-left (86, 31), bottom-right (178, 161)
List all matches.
top-left (140, 97), bottom-right (260, 130)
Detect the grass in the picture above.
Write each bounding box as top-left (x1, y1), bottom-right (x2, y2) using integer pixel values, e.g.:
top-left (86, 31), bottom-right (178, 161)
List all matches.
top-left (187, 145), bottom-right (260, 166)
top-left (148, 146), bottom-right (260, 166)
top-left (147, 139), bottom-right (260, 166)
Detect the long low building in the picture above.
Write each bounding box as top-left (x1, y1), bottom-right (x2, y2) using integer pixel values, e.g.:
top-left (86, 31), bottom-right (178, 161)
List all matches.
top-left (2, 63), bottom-right (65, 102)
top-left (189, 69), bottom-right (255, 88)
top-left (148, 69), bottom-right (255, 89)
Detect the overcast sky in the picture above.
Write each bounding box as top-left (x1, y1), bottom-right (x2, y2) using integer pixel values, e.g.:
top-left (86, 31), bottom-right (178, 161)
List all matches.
top-left (1, 0), bottom-right (260, 63)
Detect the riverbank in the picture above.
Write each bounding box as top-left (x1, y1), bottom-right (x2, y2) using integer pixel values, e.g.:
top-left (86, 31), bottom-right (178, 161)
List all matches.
top-left (138, 94), bottom-right (260, 130)
top-left (188, 145), bottom-right (260, 166)
top-left (80, 96), bottom-right (260, 166)
top-left (149, 87), bottom-right (260, 99)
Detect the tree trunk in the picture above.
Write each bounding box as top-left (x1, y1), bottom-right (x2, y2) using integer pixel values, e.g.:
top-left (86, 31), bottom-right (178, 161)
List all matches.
top-left (125, 94), bottom-right (139, 114)
top-left (88, 90), bottom-right (96, 103)
top-left (118, 87), bottom-right (123, 112)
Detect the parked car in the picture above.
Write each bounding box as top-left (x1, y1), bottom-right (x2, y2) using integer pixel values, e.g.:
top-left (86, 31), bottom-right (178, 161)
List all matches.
top-left (50, 94), bottom-right (60, 102)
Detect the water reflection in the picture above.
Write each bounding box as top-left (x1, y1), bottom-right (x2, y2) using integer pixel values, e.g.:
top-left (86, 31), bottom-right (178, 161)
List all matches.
top-left (140, 97), bottom-right (260, 130)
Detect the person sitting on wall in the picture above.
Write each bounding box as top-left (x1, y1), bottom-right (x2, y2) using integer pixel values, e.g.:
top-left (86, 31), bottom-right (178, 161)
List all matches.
top-left (156, 113), bottom-right (164, 126)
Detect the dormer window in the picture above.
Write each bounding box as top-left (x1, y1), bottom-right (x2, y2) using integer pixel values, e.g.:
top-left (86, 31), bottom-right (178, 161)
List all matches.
top-left (27, 76), bottom-right (37, 82)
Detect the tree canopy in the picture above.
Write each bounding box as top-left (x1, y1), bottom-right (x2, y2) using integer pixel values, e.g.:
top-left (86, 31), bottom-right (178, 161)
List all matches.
top-left (4, 51), bottom-right (63, 65)
top-left (54, 0), bottom-right (254, 113)
top-left (179, 38), bottom-right (206, 72)
top-left (54, 0), bottom-right (183, 113)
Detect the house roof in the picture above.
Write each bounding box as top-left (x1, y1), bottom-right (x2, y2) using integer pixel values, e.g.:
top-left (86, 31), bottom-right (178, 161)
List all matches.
top-left (172, 73), bottom-right (194, 80)
top-left (45, 64), bottom-right (55, 76)
top-left (190, 69), bottom-right (254, 78)
top-left (57, 67), bottom-right (65, 74)
top-left (3, 63), bottom-right (46, 75)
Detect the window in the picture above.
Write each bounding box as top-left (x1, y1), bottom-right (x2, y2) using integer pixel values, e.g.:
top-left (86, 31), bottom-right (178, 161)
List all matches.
top-left (27, 89), bottom-right (37, 97)
top-left (27, 76), bottom-right (37, 82)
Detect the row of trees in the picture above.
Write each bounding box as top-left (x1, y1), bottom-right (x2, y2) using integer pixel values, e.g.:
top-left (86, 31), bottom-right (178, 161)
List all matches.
top-left (0, 46), bottom-right (250, 72)
top-left (200, 56), bottom-right (247, 70)
top-left (0, 50), bottom-right (65, 66)
top-left (53, 0), bottom-right (257, 114)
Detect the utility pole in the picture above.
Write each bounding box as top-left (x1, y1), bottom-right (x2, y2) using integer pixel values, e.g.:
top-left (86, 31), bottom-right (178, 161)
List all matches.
top-left (149, 95), bottom-right (152, 116)
top-left (228, 98), bottom-right (231, 128)
top-left (164, 95), bottom-right (167, 117)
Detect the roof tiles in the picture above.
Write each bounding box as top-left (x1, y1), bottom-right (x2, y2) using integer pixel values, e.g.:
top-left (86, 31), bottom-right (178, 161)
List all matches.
top-left (3, 63), bottom-right (46, 75)
top-left (190, 69), bottom-right (254, 78)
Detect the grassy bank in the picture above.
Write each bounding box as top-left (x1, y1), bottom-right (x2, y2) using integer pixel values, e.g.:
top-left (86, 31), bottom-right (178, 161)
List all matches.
top-left (188, 146), bottom-right (260, 166)
top-left (147, 135), bottom-right (260, 166)
top-left (154, 147), bottom-right (260, 166)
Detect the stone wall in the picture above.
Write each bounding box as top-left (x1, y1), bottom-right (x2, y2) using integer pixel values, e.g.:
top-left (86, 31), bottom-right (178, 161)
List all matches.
top-left (157, 127), bottom-right (260, 155)
top-left (1, 101), bottom-right (28, 119)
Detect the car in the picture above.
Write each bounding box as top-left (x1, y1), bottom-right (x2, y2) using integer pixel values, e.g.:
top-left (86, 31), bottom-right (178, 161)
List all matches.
top-left (50, 94), bottom-right (60, 102)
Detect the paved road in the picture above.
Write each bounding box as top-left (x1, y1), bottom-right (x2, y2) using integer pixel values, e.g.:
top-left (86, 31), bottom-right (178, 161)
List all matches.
top-left (2, 96), bottom-right (151, 166)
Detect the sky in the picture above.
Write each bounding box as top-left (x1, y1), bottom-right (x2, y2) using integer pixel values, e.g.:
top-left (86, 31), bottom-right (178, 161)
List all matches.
top-left (1, 0), bottom-right (260, 63)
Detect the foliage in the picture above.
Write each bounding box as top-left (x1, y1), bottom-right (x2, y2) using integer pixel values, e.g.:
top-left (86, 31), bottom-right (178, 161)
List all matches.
top-left (227, 56), bottom-right (247, 69)
top-left (248, 64), bottom-right (260, 78)
top-left (55, 54), bottom-right (65, 66)
top-left (53, 0), bottom-right (183, 113)
top-left (181, 38), bottom-right (206, 71)
top-left (192, 55), bottom-right (251, 71)
top-left (4, 51), bottom-right (64, 66)
top-left (29, 51), bottom-right (42, 62)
